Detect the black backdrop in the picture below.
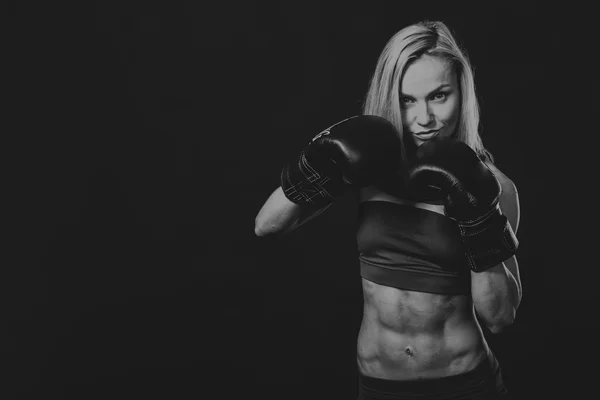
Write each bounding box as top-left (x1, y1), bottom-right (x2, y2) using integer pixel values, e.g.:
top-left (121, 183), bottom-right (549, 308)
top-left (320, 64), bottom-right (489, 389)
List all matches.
top-left (6, 1), bottom-right (596, 399)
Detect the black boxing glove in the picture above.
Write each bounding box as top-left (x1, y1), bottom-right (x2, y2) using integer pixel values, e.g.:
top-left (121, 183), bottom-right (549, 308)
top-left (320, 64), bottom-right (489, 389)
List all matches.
top-left (406, 138), bottom-right (518, 272)
top-left (281, 115), bottom-right (403, 207)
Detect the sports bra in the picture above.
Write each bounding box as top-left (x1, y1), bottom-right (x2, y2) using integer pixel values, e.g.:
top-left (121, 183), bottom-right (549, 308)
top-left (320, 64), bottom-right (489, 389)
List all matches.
top-left (356, 200), bottom-right (471, 295)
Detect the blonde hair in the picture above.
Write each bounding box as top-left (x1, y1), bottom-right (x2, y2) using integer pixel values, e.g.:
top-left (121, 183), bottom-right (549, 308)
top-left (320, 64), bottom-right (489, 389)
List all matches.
top-left (363, 20), bottom-right (493, 164)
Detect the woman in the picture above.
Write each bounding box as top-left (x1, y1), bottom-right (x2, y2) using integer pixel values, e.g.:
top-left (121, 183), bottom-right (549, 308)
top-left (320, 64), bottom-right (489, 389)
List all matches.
top-left (255, 20), bottom-right (521, 399)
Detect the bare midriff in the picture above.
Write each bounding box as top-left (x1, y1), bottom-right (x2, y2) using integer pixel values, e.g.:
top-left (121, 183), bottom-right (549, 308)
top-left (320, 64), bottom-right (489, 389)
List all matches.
top-left (356, 188), bottom-right (492, 380)
top-left (357, 278), bottom-right (490, 380)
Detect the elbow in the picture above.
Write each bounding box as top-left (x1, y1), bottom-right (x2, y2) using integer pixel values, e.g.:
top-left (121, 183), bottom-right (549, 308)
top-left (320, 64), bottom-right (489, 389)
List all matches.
top-left (255, 225), bottom-right (276, 237)
top-left (254, 225), bottom-right (266, 237)
top-left (254, 219), bottom-right (271, 237)
top-left (487, 321), bottom-right (511, 334)
top-left (486, 311), bottom-right (516, 334)
top-left (254, 217), bottom-right (286, 237)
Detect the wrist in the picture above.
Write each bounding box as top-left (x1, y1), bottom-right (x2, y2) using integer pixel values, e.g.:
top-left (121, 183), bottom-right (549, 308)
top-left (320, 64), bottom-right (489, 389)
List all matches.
top-left (280, 150), bottom-right (345, 206)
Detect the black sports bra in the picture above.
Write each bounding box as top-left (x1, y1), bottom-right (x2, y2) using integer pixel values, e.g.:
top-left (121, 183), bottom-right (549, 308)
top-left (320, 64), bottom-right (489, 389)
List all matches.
top-left (356, 200), bottom-right (471, 295)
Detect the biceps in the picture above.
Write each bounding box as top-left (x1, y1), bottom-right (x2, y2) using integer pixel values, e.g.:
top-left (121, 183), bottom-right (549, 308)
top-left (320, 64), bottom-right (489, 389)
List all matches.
top-left (500, 180), bottom-right (520, 233)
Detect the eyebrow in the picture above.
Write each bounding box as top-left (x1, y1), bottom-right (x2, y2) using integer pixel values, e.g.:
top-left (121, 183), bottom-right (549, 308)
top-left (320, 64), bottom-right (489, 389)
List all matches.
top-left (400, 83), bottom-right (452, 98)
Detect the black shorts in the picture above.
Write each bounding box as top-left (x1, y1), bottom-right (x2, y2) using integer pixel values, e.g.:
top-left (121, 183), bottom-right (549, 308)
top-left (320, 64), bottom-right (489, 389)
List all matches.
top-left (357, 356), bottom-right (509, 400)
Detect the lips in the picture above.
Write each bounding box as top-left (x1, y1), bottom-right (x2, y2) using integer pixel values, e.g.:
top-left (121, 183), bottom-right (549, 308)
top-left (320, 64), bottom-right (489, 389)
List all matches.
top-left (414, 129), bottom-right (440, 140)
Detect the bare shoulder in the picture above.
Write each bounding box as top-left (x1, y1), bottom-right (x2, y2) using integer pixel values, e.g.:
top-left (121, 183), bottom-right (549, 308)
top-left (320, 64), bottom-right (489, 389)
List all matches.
top-left (485, 163), bottom-right (520, 232)
top-left (485, 163), bottom-right (518, 199)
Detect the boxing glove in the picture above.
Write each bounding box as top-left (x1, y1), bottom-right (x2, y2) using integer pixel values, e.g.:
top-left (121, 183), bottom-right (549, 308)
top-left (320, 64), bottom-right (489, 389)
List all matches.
top-left (281, 115), bottom-right (403, 207)
top-left (406, 138), bottom-right (518, 272)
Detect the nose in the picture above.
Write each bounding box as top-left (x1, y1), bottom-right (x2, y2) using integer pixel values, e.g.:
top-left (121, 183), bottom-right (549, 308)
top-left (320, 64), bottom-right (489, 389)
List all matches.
top-left (415, 103), bottom-right (434, 126)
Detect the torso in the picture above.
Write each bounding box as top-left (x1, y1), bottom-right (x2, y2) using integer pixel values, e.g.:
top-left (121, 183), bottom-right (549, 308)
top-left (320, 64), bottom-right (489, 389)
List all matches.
top-left (357, 186), bottom-right (491, 380)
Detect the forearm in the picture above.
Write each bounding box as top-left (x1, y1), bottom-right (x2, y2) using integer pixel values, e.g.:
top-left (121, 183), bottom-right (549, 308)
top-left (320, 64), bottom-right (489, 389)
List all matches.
top-left (471, 262), bottom-right (522, 333)
top-left (254, 187), bottom-right (330, 236)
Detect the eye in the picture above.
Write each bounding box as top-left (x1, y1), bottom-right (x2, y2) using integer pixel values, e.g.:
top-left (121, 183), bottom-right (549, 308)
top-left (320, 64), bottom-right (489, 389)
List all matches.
top-left (431, 92), bottom-right (448, 101)
top-left (400, 96), bottom-right (415, 106)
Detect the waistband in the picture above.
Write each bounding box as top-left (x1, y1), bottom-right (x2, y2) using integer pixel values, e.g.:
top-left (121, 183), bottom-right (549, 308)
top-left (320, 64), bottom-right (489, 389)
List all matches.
top-left (358, 356), bottom-right (507, 400)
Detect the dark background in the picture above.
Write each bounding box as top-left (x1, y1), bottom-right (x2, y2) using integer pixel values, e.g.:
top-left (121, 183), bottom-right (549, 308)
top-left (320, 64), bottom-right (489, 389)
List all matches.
top-left (6, 1), bottom-right (596, 399)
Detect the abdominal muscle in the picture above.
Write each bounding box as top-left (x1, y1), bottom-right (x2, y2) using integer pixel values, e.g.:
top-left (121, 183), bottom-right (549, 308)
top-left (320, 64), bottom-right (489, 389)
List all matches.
top-left (356, 187), bottom-right (491, 380)
top-left (357, 279), bottom-right (489, 380)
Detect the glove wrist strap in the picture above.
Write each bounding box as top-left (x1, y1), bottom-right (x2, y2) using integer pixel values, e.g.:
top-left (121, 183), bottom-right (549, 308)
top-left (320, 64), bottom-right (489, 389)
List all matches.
top-left (280, 150), bottom-right (346, 206)
top-left (458, 207), bottom-right (519, 272)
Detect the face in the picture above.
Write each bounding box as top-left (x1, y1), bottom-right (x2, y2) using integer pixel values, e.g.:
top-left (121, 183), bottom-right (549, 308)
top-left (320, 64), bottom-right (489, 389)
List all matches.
top-left (400, 55), bottom-right (460, 147)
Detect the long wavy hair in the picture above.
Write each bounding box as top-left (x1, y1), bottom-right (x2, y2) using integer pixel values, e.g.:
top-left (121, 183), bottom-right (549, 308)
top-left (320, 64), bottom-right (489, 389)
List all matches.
top-left (363, 20), bottom-right (494, 165)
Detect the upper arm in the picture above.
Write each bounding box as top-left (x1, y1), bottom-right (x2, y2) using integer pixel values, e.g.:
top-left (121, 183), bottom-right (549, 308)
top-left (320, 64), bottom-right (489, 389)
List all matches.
top-left (502, 181), bottom-right (519, 235)
top-left (471, 164), bottom-right (523, 306)
top-left (496, 170), bottom-right (522, 294)
top-left (487, 163), bottom-right (520, 234)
